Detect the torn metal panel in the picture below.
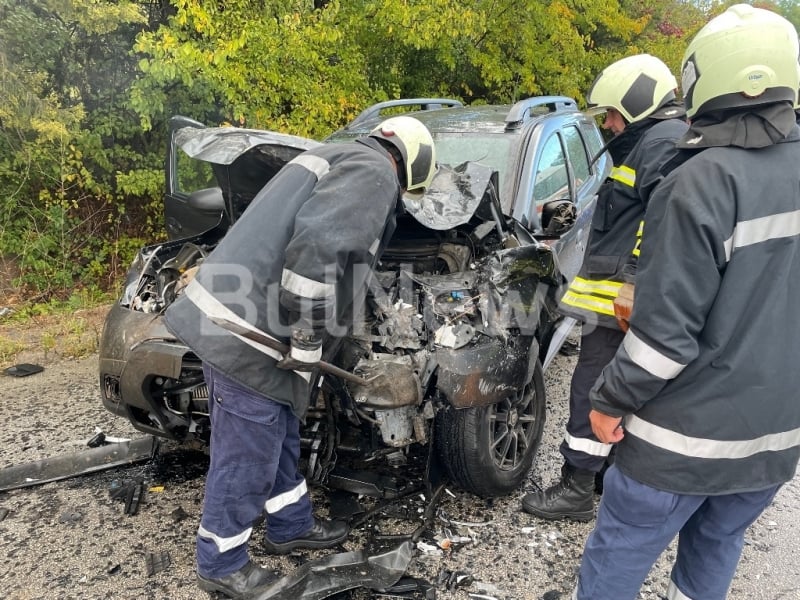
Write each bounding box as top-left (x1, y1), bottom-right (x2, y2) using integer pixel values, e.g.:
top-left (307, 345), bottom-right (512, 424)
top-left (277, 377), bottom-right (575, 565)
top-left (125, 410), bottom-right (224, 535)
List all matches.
top-left (435, 336), bottom-right (533, 409)
top-left (474, 244), bottom-right (561, 336)
top-left (402, 162), bottom-right (495, 230)
top-left (175, 126), bottom-right (319, 165)
top-left (175, 126), bottom-right (320, 225)
top-left (249, 541), bottom-right (413, 600)
top-left (0, 436), bottom-right (159, 492)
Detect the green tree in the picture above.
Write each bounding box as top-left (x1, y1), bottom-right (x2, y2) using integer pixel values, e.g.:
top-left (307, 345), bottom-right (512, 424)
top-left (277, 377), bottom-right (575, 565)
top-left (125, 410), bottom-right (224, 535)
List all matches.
top-left (0, 0), bottom-right (154, 299)
top-left (131, 0), bottom-right (658, 137)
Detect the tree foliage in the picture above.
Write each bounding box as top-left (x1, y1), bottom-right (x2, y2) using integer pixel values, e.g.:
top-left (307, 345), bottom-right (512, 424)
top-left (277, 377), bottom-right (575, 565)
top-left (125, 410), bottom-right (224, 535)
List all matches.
top-left (131, 0), bottom-right (671, 136)
top-left (1, 0), bottom-right (795, 304)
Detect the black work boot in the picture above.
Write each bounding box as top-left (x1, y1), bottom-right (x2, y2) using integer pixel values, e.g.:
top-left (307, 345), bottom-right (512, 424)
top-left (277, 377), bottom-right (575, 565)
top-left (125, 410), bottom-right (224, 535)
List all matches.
top-left (197, 560), bottom-right (279, 599)
top-left (262, 518), bottom-right (349, 555)
top-left (521, 464), bottom-right (596, 522)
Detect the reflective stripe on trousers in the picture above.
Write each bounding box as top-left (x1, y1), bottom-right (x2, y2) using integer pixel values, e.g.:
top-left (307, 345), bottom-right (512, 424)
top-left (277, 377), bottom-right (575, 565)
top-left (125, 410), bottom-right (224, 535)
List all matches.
top-left (196, 365), bottom-right (314, 579)
top-left (573, 465), bottom-right (780, 600)
top-left (560, 326), bottom-right (624, 471)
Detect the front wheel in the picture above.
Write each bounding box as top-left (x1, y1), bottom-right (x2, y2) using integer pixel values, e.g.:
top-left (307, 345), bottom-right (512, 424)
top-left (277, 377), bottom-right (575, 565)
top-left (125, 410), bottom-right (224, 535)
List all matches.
top-left (434, 359), bottom-right (546, 498)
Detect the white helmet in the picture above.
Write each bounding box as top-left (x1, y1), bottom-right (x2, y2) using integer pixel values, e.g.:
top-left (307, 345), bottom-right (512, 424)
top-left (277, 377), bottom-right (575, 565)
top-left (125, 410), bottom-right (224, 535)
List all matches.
top-left (586, 54), bottom-right (678, 123)
top-left (369, 116), bottom-right (436, 194)
top-left (681, 4), bottom-right (800, 119)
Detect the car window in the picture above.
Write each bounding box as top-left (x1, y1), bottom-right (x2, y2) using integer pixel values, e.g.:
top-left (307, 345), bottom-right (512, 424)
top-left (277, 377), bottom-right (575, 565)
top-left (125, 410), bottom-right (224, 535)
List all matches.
top-left (175, 147), bottom-right (217, 195)
top-left (562, 126), bottom-right (590, 189)
top-left (580, 121), bottom-right (605, 168)
top-left (532, 133), bottom-right (569, 211)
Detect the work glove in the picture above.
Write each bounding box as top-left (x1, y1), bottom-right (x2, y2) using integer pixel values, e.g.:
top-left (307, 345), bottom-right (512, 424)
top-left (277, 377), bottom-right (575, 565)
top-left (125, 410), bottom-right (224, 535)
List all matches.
top-left (613, 282), bottom-right (635, 333)
top-left (276, 328), bottom-right (322, 372)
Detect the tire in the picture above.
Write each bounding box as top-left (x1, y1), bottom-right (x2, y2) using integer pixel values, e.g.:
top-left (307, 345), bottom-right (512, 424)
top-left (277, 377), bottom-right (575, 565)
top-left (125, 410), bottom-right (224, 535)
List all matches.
top-left (435, 359), bottom-right (546, 498)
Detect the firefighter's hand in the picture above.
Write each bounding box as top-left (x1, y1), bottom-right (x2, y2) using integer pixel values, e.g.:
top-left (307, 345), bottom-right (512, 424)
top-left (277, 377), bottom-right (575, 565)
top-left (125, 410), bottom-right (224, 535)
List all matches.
top-left (276, 329), bottom-right (321, 372)
top-left (614, 282), bottom-right (635, 332)
top-left (590, 409), bottom-right (625, 444)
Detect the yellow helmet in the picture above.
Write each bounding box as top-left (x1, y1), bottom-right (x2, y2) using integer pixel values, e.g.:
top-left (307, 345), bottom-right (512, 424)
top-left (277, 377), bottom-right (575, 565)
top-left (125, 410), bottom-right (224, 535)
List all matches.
top-left (369, 116), bottom-right (436, 194)
top-left (681, 4), bottom-right (800, 119)
top-left (586, 54), bottom-right (678, 123)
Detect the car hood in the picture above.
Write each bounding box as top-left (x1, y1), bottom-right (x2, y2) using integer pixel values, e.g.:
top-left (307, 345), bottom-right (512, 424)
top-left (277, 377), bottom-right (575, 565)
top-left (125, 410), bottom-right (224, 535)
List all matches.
top-left (402, 162), bottom-right (497, 230)
top-left (174, 126), bottom-right (498, 231)
top-left (174, 126), bottom-right (322, 225)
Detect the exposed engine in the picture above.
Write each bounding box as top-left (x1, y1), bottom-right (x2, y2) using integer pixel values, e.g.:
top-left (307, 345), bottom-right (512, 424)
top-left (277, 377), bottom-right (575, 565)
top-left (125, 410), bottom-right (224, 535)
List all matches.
top-left (117, 162), bottom-right (562, 490)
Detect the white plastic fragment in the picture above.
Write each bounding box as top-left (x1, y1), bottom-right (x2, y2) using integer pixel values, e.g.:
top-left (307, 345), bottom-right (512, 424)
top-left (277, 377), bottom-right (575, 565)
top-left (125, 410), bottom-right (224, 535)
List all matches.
top-left (416, 541), bottom-right (443, 556)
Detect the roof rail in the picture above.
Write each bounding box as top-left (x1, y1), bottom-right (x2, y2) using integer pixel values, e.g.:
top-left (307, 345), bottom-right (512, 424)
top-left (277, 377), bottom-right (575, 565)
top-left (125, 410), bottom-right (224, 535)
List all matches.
top-left (504, 96), bottom-right (577, 130)
top-left (345, 98), bottom-right (464, 129)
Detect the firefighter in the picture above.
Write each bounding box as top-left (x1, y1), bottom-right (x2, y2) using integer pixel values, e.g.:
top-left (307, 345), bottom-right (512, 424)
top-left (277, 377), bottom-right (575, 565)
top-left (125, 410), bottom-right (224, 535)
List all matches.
top-left (522, 54), bottom-right (688, 521)
top-left (573, 5), bottom-right (800, 599)
top-left (164, 117), bottom-right (436, 599)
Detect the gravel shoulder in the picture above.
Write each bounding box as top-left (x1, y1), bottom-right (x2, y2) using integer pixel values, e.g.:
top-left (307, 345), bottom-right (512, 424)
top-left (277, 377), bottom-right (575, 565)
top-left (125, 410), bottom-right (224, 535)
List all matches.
top-left (0, 344), bottom-right (798, 600)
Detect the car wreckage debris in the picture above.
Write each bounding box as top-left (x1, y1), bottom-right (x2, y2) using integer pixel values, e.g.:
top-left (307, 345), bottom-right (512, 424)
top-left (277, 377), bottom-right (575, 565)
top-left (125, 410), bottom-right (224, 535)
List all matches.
top-left (249, 541), bottom-right (413, 600)
top-left (373, 576), bottom-right (436, 599)
top-left (2, 363), bottom-right (44, 377)
top-left (109, 478), bottom-right (145, 516)
top-left (0, 436), bottom-right (159, 492)
top-left (144, 551), bottom-right (172, 577)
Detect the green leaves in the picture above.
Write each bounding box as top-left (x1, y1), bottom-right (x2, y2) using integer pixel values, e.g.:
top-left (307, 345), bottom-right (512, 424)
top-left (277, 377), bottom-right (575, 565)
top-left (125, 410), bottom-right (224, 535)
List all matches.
top-left (7, 0), bottom-right (795, 305)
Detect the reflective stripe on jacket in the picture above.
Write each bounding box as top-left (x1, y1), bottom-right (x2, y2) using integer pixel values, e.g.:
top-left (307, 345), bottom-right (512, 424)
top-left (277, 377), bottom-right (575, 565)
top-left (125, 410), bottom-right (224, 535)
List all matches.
top-left (559, 116), bottom-right (689, 329)
top-left (590, 124), bottom-right (800, 495)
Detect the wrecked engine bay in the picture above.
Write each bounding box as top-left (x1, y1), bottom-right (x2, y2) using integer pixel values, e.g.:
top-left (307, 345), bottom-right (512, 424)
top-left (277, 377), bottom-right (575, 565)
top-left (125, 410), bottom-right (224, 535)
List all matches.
top-left (111, 162), bottom-right (566, 498)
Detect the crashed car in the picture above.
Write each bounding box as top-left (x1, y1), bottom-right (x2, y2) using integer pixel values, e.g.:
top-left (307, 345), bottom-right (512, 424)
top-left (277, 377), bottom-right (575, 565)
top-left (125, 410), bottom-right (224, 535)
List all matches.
top-left (99, 98), bottom-right (611, 498)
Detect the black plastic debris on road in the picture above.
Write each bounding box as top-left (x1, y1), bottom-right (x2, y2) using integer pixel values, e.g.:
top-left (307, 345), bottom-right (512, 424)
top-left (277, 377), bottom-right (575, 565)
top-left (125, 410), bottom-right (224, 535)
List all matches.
top-left (145, 551), bottom-right (171, 577)
top-left (251, 541), bottom-right (413, 600)
top-left (437, 570), bottom-right (474, 591)
top-left (3, 363), bottom-right (44, 377)
top-left (86, 431), bottom-right (107, 448)
top-left (374, 576), bottom-right (436, 599)
top-left (0, 436), bottom-right (159, 492)
top-left (109, 479), bottom-right (145, 516)
top-left (170, 506), bottom-right (189, 522)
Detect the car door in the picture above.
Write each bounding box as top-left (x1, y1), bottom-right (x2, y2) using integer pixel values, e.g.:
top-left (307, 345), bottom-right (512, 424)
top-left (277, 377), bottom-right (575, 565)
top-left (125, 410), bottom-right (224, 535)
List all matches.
top-left (525, 128), bottom-right (583, 280)
top-left (556, 123), bottom-right (597, 280)
top-left (164, 116), bottom-right (225, 240)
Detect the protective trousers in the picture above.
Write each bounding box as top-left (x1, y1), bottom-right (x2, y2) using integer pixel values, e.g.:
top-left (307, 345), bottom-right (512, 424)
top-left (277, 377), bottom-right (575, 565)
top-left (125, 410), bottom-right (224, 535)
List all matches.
top-left (574, 465), bottom-right (781, 600)
top-left (560, 326), bottom-right (625, 471)
top-left (196, 365), bottom-right (314, 578)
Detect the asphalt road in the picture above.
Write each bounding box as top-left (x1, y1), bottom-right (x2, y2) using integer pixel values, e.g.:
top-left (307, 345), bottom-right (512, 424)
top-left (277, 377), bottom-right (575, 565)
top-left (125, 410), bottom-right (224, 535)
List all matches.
top-left (0, 343), bottom-right (798, 600)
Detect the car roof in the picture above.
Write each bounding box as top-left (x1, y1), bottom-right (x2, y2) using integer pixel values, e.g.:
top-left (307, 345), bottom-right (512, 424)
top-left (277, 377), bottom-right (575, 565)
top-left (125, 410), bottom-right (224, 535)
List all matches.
top-left (325, 96), bottom-right (580, 141)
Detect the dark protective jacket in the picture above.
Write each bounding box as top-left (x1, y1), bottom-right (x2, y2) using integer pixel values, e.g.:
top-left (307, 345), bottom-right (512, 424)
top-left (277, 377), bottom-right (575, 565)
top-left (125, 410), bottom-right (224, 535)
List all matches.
top-left (164, 137), bottom-right (402, 419)
top-left (590, 104), bottom-right (800, 495)
top-left (559, 105), bottom-right (688, 329)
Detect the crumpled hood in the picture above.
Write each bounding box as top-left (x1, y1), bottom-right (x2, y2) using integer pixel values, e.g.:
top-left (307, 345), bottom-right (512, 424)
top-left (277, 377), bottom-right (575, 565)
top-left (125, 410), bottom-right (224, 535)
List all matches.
top-left (175, 126), bottom-right (322, 225)
top-left (401, 162), bottom-right (497, 230)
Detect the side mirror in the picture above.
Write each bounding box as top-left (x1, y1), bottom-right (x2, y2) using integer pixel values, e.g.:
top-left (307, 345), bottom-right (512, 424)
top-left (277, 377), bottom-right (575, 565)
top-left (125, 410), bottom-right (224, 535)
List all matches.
top-left (540, 199), bottom-right (577, 237)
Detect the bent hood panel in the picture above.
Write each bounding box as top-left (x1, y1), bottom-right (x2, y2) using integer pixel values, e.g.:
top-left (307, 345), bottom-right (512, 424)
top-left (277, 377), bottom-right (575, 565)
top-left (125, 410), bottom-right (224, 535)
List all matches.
top-left (402, 162), bottom-right (497, 230)
top-left (175, 126), bottom-right (322, 225)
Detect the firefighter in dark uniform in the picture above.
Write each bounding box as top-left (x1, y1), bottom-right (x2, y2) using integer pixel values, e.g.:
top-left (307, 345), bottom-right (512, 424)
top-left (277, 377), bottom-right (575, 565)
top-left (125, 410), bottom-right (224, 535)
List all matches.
top-left (573, 5), bottom-right (800, 599)
top-left (522, 54), bottom-right (688, 521)
top-left (164, 117), bottom-right (436, 599)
